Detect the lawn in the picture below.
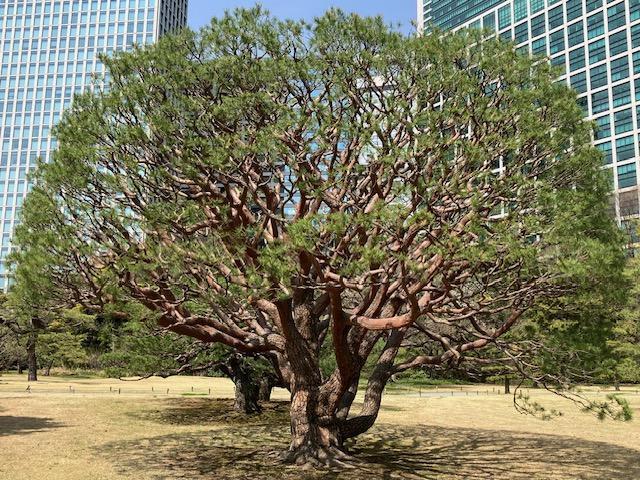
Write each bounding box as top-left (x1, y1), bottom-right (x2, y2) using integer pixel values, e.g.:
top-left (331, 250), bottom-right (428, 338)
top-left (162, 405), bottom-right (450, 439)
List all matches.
top-left (1, 374), bottom-right (639, 479)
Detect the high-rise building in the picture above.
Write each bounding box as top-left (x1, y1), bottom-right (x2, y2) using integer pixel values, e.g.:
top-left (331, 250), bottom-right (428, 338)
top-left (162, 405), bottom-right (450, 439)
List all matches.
top-left (419, 0), bottom-right (508, 31)
top-left (418, 0), bottom-right (640, 228)
top-left (0, 0), bottom-right (188, 289)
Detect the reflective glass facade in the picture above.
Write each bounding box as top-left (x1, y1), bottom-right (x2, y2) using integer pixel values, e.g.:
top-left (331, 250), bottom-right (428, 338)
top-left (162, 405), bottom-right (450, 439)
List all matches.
top-left (0, 0), bottom-right (187, 289)
top-left (418, 0), bottom-right (640, 225)
top-left (421, 0), bottom-right (509, 30)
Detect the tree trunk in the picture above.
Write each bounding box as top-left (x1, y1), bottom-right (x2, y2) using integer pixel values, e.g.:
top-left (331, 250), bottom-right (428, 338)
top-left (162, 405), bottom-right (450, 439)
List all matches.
top-left (44, 361), bottom-right (53, 377)
top-left (282, 384), bottom-right (348, 467)
top-left (339, 329), bottom-right (405, 444)
top-left (258, 377), bottom-right (273, 402)
top-left (17, 362), bottom-right (23, 374)
top-left (504, 376), bottom-right (510, 394)
top-left (276, 298), bottom-right (354, 466)
top-left (225, 355), bottom-right (261, 414)
top-left (233, 373), bottom-right (261, 414)
top-left (26, 332), bottom-right (37, 382)
top-left (614, 380), bottom-right (621, 391)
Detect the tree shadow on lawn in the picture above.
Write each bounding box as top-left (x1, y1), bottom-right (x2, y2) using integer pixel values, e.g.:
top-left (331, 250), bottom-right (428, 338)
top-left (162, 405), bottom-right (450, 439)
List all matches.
top-left (130, 397), bottom-right (291, 428)
top-left (101, 398), bottom-right (640, 480)
top-left (0, 415), bottom-right (63, 437)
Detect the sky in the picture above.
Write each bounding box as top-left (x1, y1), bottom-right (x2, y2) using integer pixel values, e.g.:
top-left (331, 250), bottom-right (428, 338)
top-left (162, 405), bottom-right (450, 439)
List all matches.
top-left (187, 1), bottom-right (418, 35)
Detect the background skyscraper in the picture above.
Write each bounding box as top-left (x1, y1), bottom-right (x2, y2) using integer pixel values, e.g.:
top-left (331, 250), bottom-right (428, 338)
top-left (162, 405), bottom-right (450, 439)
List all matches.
top-left (0, 0), bottom-right (188, 289)
top-left (418, 0), bottom-right (640, 231)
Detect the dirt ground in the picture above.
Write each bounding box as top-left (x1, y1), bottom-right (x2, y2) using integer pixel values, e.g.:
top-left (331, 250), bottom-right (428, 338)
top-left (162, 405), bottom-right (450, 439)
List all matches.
top-left (1, 374), bottom-right (639, 479)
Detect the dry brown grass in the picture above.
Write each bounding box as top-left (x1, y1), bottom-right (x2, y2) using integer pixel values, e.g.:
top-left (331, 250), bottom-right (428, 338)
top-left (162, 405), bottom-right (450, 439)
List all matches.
top-left (1, 373), bottom-right (639, 479)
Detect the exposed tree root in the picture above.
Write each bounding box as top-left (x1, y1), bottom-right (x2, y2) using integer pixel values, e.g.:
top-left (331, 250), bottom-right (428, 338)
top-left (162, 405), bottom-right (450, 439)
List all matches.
top-left (280, 445), bottom-right (359, 469)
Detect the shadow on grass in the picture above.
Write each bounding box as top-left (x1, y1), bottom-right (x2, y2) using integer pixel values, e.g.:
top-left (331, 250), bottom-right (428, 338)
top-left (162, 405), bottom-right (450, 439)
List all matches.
top-left (101, 398), bottom-right (640, 480)
top-left (0, 416), bottom-right (63, 437)
top-left (129, 398), bottom-right (291, 427)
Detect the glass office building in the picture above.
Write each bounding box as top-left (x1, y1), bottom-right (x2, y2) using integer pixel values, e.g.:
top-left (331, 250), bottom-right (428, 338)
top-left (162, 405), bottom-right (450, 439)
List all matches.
top-left (418, 0), bottom-right (640, 227)
top-left (420, 0), bottom-right (508, 30)
top-left (0, 0), bottom-right (188, 289)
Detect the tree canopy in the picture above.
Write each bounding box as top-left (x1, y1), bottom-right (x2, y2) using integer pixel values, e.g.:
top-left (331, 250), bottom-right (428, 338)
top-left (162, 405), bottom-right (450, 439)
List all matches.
top-left (9, 8), bottom-right (627, 465)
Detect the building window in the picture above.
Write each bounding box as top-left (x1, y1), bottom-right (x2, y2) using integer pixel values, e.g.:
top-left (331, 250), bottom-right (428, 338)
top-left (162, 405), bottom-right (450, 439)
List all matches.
top-left (595, 115), bottom-right (611, 140)
top-left (549, 5), bottom-right (564, 30)
top-left (551, 54), bottom-right (566, 73)
top-left (569, 47), bottom-right (585, 71)
top-left (571, 72), bottom-right (588, 93)
top-left (592, 89), bottom-right (610, 114)
top-left (632, 24), bottom-right (640, 49)
top-left (483, 12), bottom-right (496, 31)
top-left (618, 162), bottom-right (637, 188)
top-left (613, 83), bottom-right (631, 107)
top-left (530, 0), bottom-right (544, 14)
top-left (615, 109), bottom-right (634, 134)
top-left (631, 0), bottom-right (640, 21)
top-left (589, 39), bottom-right (606, 64)
top-left (498, 5), bottom-right (512, 29)
top-left (532, 37), bottom-right (547, 55)
top-left (633, 52), bottom-right (640, 75)
top-left (469, 19), bottom-right (481, 30)
top-left (500, 29), bottom-right (513, 41)
top-left (514, 0), bottom-right (528, 22)
top-left (531, 13), bottom-right (545, 37)
top-left (514, 22), bottom-right (528, 44)
top-left (609, 30), bottom-right (628, 56)
top-left (598, 141), bottom-right (614, 164)
top-left (611, 57), bottom-right (629, 82)
top-left (608, 3), bottom-right (626, 31)
top-left (587, 12), bottom-right (605, 39)
top-left (617, 137), bottom-right (636, 162)
top-left (568, 21), bottom-right (584, 48)
top-left (566, 0), bottom-right (583, 21)
top-left (551, 30), bottom-right (565, 54)
top-left (586, 0), bottom-right (603, 13)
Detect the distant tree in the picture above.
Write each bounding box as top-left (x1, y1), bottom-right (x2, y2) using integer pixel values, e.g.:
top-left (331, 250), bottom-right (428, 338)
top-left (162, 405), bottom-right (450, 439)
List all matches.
top-left (608, 257), bottom-right (640, 384)
top-left (36, 307), bottom-right (95, 375)
top-left (38, 331), bottom-right (87, 376)
top-left (0, 293), bottom-right (44, 382)
top-left (10, 9), bottom-right (628, 465)
top-left (100, 312), bottom-right (281, 412)
top-left (0, 323), bottom-right (25, 373)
